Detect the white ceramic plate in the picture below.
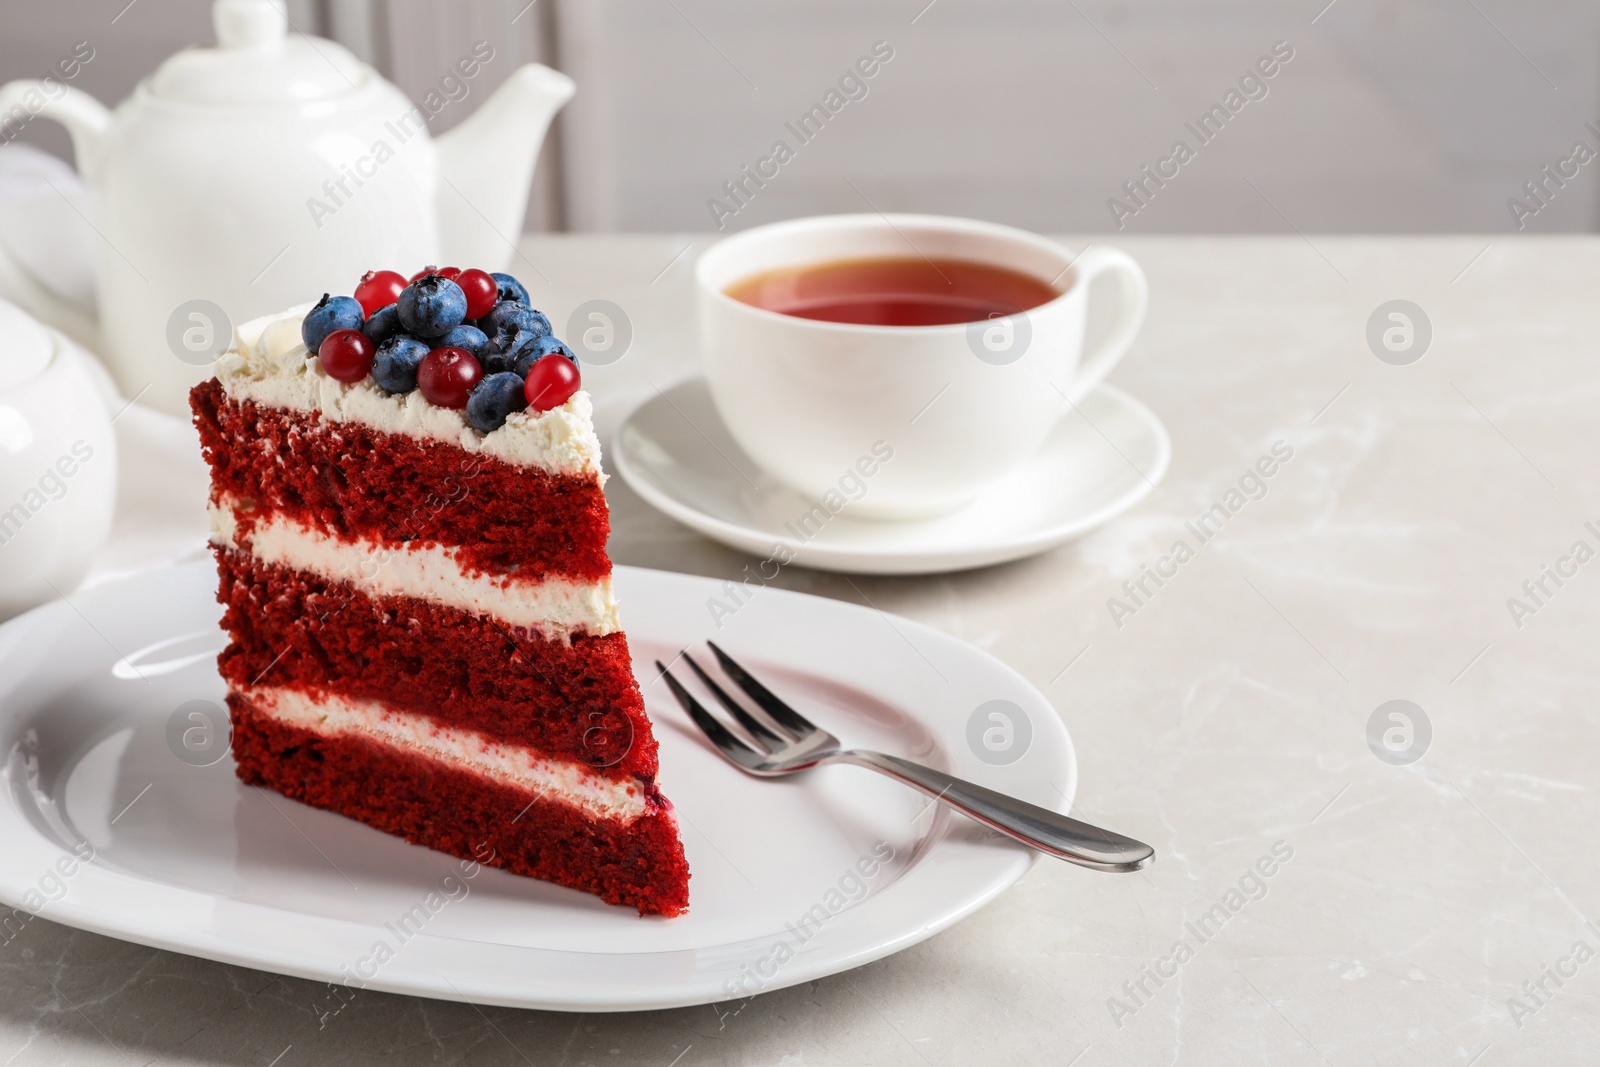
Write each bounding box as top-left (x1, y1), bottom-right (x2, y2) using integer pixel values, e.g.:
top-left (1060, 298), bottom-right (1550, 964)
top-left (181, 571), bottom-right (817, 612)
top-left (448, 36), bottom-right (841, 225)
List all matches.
top-left (614, 377), bottom-right (1170, 575)
top-left (0, 562), bottom-right (1076, 1012)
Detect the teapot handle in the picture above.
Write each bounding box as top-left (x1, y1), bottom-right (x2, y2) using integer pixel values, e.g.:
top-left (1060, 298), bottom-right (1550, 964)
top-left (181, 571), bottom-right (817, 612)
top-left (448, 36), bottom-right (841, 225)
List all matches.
top-left (0, 80), bottom-right (110, 351)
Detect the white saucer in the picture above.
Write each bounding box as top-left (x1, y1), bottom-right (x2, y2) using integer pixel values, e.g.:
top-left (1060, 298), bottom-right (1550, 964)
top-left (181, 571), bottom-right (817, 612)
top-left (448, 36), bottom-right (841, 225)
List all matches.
top-left (0, 561), bottom-right (1074, 1012)
top-left (614, 377), bottom-right (1171, 575)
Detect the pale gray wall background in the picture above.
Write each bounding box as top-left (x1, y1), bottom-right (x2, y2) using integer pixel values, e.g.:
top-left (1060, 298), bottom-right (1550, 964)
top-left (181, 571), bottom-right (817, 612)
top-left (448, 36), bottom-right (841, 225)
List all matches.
top-left (1, 0), bottom-right (1594, 234)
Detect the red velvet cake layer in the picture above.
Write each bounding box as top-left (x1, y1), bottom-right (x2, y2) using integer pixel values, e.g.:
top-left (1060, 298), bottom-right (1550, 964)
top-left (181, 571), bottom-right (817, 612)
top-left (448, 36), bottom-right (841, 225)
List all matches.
top-left (230, 692), bottom-right (690, 917)
top-left (215, 548), bottom-right (658, 782)
top-left (192, 380), bottom-right (611, 583)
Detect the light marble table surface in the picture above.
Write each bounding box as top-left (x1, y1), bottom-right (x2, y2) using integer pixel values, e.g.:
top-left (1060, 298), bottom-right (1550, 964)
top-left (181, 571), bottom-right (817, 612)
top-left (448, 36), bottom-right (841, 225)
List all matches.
top-left (5, 234), bottom-right (1599, 1065)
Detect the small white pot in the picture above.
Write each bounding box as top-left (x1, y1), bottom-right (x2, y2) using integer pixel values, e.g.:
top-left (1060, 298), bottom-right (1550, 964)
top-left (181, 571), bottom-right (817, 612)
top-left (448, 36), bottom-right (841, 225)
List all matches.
top-left (0, 299), bottom-right (117, 618)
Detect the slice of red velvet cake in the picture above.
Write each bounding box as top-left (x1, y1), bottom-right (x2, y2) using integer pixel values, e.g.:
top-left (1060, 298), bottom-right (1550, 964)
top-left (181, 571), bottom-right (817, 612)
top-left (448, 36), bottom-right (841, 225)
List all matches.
top-left (190, 268), bottom-right (689, 917)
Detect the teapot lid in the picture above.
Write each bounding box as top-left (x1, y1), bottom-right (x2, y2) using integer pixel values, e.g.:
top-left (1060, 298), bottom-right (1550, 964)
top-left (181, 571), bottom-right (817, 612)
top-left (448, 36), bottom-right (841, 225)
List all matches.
top-left (147, 0), bottom-right (369, 105)
top-left (0, 299), bottom-right (54, 391)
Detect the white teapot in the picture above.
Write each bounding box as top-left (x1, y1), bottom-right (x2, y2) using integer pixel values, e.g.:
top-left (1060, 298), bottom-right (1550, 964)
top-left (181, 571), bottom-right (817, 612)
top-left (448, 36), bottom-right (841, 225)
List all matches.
top-left (0, 0), bottom-right (573, 417)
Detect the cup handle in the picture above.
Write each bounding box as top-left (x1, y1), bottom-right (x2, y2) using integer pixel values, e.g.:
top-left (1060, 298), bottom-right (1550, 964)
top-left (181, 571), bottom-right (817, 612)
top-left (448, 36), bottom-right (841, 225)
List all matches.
top-left (1060, 246), bottom-right (1147, 403)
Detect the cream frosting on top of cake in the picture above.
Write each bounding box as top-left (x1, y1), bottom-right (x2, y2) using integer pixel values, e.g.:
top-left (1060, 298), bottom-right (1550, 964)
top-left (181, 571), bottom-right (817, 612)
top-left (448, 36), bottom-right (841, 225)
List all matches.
top-left (215, 303), bottom-right (603, 478)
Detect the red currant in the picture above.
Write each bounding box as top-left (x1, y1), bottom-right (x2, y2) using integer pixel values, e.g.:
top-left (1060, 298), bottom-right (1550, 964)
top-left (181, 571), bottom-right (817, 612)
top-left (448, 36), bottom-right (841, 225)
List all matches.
top-left (456, 268), bottom-right (498, 319)
top-left (318, 329), bottom-right (375, 383)
top-left (408, 265), bottom-right (461, 283)
top-left (523, 353), bottom-right (581, 412)
top-left (417, 346), bottom-right (482, 408)
top-left (352, 270), bottom-right (406, 316)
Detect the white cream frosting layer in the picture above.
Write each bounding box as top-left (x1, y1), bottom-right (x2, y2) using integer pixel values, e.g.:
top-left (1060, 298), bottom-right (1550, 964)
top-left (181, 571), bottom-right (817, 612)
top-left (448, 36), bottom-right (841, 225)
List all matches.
top-left (243, 685), bottom-right (645, 823)
top-left (216, 303), bottom-right (603, 479)
top-left (210, 497), bottom-right (620, 640)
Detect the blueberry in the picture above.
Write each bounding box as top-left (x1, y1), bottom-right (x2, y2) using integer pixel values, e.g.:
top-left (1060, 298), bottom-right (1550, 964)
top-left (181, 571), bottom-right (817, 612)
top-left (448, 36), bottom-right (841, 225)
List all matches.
top-left (491, 272), bottom-right (529, 305)
top-left (397, 275), bottom-right (467, 339)
top-left (481, 345), bottom-right (511, 376)
top-left (371, 335), bottom-right (431, 393)
top-left (483, 326), bottom-right (541, 373)
top-left (481, 304), bottom-right (554, 372)
top-left (440, 323), bottom-right (488, 357)
top-left (482, 301), bottom-right (550, 344)
top-left (362, 303), bottom-right (402, 345)
top-left (465, 371), bottom-right (528, 433)
top-left (512, 334), bottom-right (577, 377)
top-left (302, 294), bottom-right (364, 353)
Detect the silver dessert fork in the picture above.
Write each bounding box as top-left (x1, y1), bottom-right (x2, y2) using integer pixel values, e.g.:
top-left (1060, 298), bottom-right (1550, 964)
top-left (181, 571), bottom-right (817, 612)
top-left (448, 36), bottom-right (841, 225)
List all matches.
top-left (657, 643), bottom-right (1154, 873)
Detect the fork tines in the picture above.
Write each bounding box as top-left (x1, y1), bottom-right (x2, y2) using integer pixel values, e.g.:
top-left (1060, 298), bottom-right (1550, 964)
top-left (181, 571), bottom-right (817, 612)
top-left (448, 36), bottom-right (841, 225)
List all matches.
top-left (656, 643), bottom-right (821, 767)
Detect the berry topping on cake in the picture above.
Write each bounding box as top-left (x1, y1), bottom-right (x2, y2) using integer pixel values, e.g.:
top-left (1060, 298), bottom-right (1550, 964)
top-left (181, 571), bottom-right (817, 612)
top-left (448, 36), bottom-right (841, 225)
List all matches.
top-left (361, 303), bottom-right (402, 345)
top-left (491, 271), bottom-right (530, 305)
top-left (317, 329), bottom-right (376, 383)
top-left (513, 334), bottom-right (576, 377)
top-left (482, 304), bottom-right (553, 373)
top-left (482, 301), bottom-right (551, 343)
top-left (418, 346), bottom-right (483, 409)
top-left (302, 294), bottom-right (364, 353)
top-left (372, 335), bottom-right (430, 393)
top-left (465, 371), bottom-right (530, 432)
top-left (408, 265), bottom-right (463, 283)
top-left (480, 342), bottom-right (514, 376)
top-left (456, 268), bottom-right (499, 319)
top-left (299, 269), bottom-right (580, 428)
top-left (353, 270), bottom-right (408, 317)
top-left (398, 275), bottom-right (468, 339)
top-left (524, 353), bottom-right (581, 412)
top-left (440, 323), bottom-right (489, 358)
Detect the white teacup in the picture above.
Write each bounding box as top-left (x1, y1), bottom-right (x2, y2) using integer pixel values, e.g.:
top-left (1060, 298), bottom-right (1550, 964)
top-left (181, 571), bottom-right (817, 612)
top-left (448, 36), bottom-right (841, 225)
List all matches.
top-left (697, 214), bottom-right (1148, 519)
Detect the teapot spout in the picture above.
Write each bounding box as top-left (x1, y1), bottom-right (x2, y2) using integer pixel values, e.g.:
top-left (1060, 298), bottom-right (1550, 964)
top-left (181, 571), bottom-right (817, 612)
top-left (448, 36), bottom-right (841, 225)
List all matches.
top-left (435, 63), bottom-right (575, 272)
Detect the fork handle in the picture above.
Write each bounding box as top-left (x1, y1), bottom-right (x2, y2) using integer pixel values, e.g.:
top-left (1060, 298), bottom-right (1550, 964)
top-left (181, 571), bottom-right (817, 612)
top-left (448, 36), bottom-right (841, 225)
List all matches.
top-left (840, 750), bottom-right (1154, 872)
